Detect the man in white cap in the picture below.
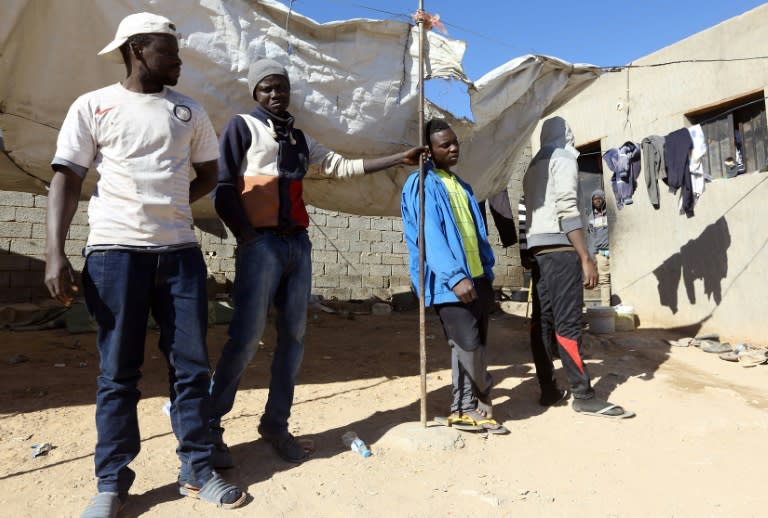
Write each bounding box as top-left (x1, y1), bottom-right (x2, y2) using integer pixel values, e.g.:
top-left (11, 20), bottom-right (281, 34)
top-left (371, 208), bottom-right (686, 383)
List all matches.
top-left (208, 58), bottom-right (425, 465)
top-left (45, 12), bottom-right (246, 517)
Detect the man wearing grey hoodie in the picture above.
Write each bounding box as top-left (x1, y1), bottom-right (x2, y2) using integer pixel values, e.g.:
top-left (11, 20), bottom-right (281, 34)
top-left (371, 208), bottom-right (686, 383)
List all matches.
top-left (523, 117), bottom-right (633, 419)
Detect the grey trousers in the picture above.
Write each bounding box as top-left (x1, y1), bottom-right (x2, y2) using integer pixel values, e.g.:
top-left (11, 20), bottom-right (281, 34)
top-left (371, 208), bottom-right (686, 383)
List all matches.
top-left (435, 277), bottom-right (494, 413)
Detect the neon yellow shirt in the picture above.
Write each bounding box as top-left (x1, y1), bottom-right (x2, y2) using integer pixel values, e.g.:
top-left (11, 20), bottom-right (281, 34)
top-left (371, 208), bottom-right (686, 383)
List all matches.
top-left (435, 168), bottom-right (483, 277)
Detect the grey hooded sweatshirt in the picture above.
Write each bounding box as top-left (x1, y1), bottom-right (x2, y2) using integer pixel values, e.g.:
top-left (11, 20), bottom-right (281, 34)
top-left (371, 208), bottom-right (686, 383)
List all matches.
top-left (523, 117), bottom-right (582, 250)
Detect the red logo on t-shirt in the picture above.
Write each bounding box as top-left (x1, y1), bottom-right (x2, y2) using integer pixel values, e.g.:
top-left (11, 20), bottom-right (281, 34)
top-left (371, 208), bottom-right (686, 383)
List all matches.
top-left (95, 106), bottom-right (115, 116)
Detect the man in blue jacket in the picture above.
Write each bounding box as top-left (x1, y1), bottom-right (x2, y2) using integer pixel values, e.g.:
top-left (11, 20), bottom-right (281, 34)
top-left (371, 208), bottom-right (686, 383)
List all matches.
top-left (401, 118), bottom-right (506, 433)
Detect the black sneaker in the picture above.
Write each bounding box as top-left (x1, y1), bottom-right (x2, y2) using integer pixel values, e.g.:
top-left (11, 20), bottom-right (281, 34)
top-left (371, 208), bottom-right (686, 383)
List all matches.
top-left (258, 425), bottom-right (309, 464)
top-left (539, 387), bottom-right (569, 407)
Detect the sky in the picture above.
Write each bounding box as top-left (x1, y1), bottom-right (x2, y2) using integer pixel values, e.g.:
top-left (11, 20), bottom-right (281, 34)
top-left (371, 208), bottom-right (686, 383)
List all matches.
top-left (274, 0), bottom-right (767, 119)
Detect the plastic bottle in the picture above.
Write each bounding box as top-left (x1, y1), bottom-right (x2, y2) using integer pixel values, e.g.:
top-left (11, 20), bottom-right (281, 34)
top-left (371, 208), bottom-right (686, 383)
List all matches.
top-left (341, 431), bottom-right (371, 458)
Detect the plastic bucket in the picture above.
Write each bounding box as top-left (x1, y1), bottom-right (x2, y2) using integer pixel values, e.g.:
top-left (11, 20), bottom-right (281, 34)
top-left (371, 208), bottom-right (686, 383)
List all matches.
top-left (587, 306), bottom-right (615, 333)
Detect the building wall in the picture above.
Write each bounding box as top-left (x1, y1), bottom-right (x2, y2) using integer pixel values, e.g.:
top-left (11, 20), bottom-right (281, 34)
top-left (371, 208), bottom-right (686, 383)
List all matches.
top-left (535, 5), bottom-right (768, 343)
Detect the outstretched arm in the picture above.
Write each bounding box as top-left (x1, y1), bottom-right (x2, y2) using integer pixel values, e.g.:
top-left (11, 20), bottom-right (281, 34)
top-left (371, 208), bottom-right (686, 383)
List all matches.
top-left (362, 146), bottom-right (427, 174)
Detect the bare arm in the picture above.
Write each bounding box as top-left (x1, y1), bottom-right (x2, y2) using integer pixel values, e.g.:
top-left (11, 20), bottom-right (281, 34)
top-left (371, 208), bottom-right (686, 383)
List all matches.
top-left (566, 227), bottom-right (598, 289)
top-left (362, 146), bottom-right (427, 174)
top-left (190, 159), bottom-right (218, 203)
top-left (45, 167), bottom-right (83, 306)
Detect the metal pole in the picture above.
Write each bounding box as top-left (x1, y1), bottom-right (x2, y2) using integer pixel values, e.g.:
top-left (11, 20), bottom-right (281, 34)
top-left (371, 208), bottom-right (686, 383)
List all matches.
top-left (416, 0), bottom-right (427, 427)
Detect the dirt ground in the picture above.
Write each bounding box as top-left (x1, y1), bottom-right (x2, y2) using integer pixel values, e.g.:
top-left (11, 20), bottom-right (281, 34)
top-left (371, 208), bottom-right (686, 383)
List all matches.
top-left (1, 302), bottom-right (767, 518)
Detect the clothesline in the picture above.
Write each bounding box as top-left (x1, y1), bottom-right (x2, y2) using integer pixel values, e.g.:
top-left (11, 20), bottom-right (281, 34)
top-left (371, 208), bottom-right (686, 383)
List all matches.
top-left (291, 0), bottom-right (768, 78)
top-left (579, 95), bottom-right (768, 156)
top-left (602, 56), bottom-right (768, 72)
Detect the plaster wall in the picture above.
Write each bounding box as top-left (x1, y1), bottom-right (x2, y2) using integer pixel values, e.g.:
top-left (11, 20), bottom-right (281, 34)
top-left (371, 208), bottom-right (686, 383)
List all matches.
top-left (533, 5), bottom-right (768, 343)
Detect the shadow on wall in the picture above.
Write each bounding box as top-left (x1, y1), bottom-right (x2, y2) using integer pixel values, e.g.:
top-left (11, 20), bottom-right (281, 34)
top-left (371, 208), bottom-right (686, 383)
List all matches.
top-left (652, 216), bottom-right (731, 314)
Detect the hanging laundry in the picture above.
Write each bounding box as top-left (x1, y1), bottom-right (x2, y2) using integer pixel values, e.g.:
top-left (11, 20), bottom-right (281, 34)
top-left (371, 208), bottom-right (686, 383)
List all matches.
top-left (687, 124), bottom-right (710, 211)
top-left (640, 135), bottom-right (666, 210)
top-left (602, 141), bottom-right (641, 210)
top-left (664, 128), bottom-right (694, 217)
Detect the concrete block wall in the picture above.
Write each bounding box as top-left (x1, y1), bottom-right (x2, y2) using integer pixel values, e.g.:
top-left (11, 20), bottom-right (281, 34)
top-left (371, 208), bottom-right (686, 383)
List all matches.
top-left (0, 188), bottom-right (527, 303)
top-left (195, 202), bottom-right (526, 302)
top-left (0, 191), bottom-right (89, 302)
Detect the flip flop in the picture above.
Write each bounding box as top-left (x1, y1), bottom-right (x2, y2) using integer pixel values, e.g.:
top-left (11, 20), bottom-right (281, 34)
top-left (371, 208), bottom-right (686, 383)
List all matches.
top-left (700, 340), bottom-right (732, 354)
top-left (433, 414), bottom-right (484, 431)
top-left (718, 350), bottom-right (740, 362)
top-left (738, 349), bottom-right (768, 367)
top-left (435, 410), bottom-right (511, 435)
top-left (573, 399), bottom-right (635, 419)
top-left (468, 408), bottom-right (511, 435)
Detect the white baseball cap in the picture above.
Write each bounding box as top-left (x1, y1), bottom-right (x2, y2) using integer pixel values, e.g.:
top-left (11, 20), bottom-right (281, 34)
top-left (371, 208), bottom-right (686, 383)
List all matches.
top-left (98, 12), bottom-right (178, 63)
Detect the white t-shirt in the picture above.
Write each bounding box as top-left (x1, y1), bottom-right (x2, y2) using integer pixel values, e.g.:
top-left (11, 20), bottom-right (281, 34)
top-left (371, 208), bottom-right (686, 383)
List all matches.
top-left (52, 83), bottom-right (219, 247)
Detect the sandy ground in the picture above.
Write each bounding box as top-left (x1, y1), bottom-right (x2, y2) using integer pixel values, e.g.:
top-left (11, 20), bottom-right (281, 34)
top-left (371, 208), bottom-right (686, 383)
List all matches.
top-left (1, 303), bottom-right (767, 518)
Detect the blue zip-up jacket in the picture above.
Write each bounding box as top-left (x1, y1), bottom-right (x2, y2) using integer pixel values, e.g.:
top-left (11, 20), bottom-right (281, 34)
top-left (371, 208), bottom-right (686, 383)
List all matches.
top-left (400, 163), bottom-right (495, 306)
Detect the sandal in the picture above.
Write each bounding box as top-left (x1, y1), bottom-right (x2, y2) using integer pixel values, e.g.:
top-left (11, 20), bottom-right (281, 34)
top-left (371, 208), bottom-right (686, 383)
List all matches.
top-left (178, 472), bottom-right (246, 509)
top-left (80, 492), bottom-right (125, 518)
top-left (470, 408), bottom-right (511, 435)
top-left (434, 412), bottom-right (484, 431)
top-left (572, 398), bottom-right (635, 419)
top-left (435, 410), bottom-right (510, 435)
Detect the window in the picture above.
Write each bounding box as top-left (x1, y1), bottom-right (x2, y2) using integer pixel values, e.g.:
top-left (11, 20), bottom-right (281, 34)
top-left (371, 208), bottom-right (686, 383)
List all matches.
top-left (688, 92), bottom-right (768, 179)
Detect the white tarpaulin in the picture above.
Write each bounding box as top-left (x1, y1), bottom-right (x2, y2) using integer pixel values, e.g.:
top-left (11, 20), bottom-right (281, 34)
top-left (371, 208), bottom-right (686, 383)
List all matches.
top-left (0, 0), bottom-right (600, 217)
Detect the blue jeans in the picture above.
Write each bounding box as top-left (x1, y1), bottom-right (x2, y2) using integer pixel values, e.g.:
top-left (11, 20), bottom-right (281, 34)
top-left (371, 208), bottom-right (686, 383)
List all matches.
top-left (82, 247), bottom-right (213, 494)
top-left (209, 230), bottom-right (311, 437)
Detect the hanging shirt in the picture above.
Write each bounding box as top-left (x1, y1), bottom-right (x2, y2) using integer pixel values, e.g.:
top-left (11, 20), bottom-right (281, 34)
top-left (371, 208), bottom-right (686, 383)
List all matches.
top-left (435, 168), bottom-right (483, 278)
top-left (687, 124), bottom-right (709, 210)
top-left (664, 128), bottom-right (694, 217)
